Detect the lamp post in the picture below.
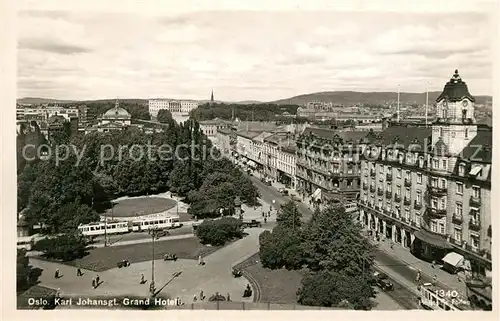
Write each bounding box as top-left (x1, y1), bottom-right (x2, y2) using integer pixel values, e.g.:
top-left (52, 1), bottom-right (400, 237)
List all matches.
top-left (148, 225), bottom-right (161, 295)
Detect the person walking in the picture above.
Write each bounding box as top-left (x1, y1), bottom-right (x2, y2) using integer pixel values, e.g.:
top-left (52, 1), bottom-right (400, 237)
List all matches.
top-left (415, 270), bottom-right (421, 284)
top-left (140, 273), bottom-right (145, 284)
top-left (77, 268), bottom-right (83, 276)
top-left (432, 274), bottom-right (437, 285)
top-left (92, 278), bottom-right (96, 289)
top-left (193, 294), bottom-right (197, 302)
top-left (200, 289), bottom-right (204, 301)
top-left (198, 255), bottom-right (202, 265)
top-left (226, 293), bottom-right (231, 302)
top-left (264, 217), bottom-right (267, 224)
top-left (96, 274), bottom-right (100, 286)
top-left (54, 269), bottom-right (60, 279)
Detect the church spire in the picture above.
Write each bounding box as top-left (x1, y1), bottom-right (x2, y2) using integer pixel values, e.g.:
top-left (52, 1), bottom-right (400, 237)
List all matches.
top-left (115, 98), bottom-right (119, 114)
top-left (210, 89), bottom-right (214, 102)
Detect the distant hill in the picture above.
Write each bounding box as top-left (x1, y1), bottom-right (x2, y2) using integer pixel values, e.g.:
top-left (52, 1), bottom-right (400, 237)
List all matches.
top-left (17, 97), bottom-right (76, 104)
top-left (271, 91), bottom-right (492, 106)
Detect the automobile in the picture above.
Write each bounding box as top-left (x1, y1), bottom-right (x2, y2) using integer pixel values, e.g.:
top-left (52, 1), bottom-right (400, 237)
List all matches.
top-left (164, 253), bottom-right (178, 261)
top-left (117, 260), bottom-right (130, 268)
top-left (155, 230), bottom-right (170, 238)
top-left (373, 271), bottom-right (394, 291)
top-left (278, 188), bottom-right (289, 196)
top-left (242, 219), bottom-right (262, 228)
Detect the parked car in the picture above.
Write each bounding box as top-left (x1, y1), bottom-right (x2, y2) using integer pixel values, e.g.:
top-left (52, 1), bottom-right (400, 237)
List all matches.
top-left (373, 271), bottom-right (394, 291)
top-left (164, 253), bottom-right (178, 261)
top-left (242, 219), bottom-right (262, 228)
top-left (278, 188), bottom-right (289, 196)
top-left (155, 230), bottom-right (170, 238)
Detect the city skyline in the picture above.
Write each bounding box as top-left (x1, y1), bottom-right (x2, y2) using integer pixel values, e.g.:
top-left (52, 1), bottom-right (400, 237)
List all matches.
top-left (17, 1), bottom-right (494, 101)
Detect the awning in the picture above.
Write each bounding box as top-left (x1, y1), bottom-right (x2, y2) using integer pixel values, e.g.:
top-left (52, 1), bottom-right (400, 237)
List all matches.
top-left (443, 252), bottom-right (464, 267)
top-left (414, 229), bottom-right (453, 249)
top-left (469, 166), bottom-right (482, 176)
top-left (312, 188), bottom-right (322, 201)
top-left (247, 160), bottom-right (256, 167)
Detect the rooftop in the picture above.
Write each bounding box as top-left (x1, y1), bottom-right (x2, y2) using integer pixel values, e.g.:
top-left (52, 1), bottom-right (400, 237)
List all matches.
top-left (365, 125), bottom-right (432, 149)
top-left (436, 69), bottom-right (475, 103)
top-left (459, 127), bottom-right (492, 163)
top-left (301, 127), bottom-right (370, 143)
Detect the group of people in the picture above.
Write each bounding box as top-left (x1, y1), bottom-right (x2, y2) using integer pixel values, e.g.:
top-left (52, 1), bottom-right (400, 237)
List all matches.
top-left (415, 269), bottom-right (438, 286)
top-left (54, 268), bottom-right (101, 289)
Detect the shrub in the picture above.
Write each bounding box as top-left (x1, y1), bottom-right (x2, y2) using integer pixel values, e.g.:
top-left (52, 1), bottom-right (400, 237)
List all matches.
top-left (33, 233), bottom-right (88, 261)
top-left (195, 217), bottom-right (243, 246)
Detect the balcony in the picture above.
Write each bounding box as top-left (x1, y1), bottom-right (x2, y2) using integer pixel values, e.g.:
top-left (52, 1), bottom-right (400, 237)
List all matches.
top-left (386, 173), bottom-right (393, 181)
top-left (385, 190), bottom-right (392, 199)
top-left (425, 207), bottom-right (447, 218)
top-left (413, 201), bottom-right (422, 210)
top-left (403, 197), bottom-right (411, 206)
top-left (377, 189), bottom-right (384, 196)
top-left (394, 194), bottom-right (402, 203)
top-left (370, 169), bottom-right (376, 177)
top-left (469, 196), bottom-right (482, 207)
top-left (452, 215), bottom-right (463, 225)
top-left (362, 184), bottom-right (368, 191)
top-left (427, 184), bottom-right (447, 196)
top-left (404, 178), bottom-right (412, 187)
top-left (469, 220), bottom-right (481, 232)
top-left (369, 186), bottom-right (375, 193)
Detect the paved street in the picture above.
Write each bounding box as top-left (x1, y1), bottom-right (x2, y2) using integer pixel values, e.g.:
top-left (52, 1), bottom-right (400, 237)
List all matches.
top-left (30, 228), bottom-right (265, 305)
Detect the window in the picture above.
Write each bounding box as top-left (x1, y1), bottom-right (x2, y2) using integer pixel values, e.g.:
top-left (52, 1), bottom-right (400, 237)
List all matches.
top-left (433, 159), bottom-right (439, 169)
top-left (386, 201), bottom-right (392, 211)
top-left (439, 222), bottom-right (445, 234)
top-left (397, 168), bottom-right (402, 178)
top-left (387, 166), bottom-right (392, 173)
top-left (395, 184), bottom-right (401, 196)
top-left (405, 188), bottom-right (410, 199)
top-left (395, 207), bottom-right (400, 217)
top-left (431, 197), bottom-right (438, 209)
top-left (472, 186), bottom-right (480, 198)
top-left (439, 127), bottom-right (443, 137)
top-left (440, 179), bottom-right (447, 189)
top-left (417, 173), bottom-right (423, 184)
top-left (470, 235), bottom-right (479, 250)
top-left (456, 183), bottom-right (464, 195)
top-left (442, 159), bottom-right (447, 170)
top-left (454, 228), bottom-right (462, 243)
top-left (455, 203), bottom-right (463, 217)
top-left (386, 183), bottom-right (391, 191)
top-left (430, 220), bottom-right (438, 233)
top-left (378, 199), bottom-right (383, 208)
top-left (405, 171), bottom-right (411, 180)
top-left (439, 198), bottom-right (446, 210)
top-left (470, 209), bottom-right (480, 223)
top-left (405, 208), bottom-right (410, 220)
top-left (431, 177), bottom-right (439, 187)
top-left (416, 191), bottom-right (422, 204)
top-left (458, 164), bottom-right (465, 176)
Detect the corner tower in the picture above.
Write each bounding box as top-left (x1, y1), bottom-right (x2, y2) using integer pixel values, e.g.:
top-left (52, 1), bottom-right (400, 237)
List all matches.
top-left (432, 69), bottom-right (478, 155)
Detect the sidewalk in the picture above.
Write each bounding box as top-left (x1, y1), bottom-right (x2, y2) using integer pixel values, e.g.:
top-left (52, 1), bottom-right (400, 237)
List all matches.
top-left (368, 230), bottom-right (467, 297)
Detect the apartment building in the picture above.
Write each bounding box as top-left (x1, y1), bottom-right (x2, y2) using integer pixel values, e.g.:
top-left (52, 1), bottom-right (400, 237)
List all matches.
top-left (199, 118), bottom-right (232, 145)
top-left (358, 70), bottom-right (492, 276)
top-left (262, 133), bottom-right (297, 187)
top-left (295, 127), bottom-right (369, 204)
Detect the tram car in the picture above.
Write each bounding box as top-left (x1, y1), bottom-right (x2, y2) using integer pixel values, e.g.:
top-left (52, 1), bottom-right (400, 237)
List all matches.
top-left (131, 215), bottom-right (181, 232)
top-left (77, 220), bottom-right (130, 237)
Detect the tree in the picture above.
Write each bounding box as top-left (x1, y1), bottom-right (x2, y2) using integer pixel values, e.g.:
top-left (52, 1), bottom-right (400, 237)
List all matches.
top-left (17, 249), bottom-right (31, 292)
top-left (276, 201), bottom-right (302, 229)
top-left (300, 203), bottom-right (376, 276)
top-left (157, 109), bottom-right (173, 124)
top-left (33, 233), bottom-right (88, 261)
top-left (195, 217), bottom-right (243, 246)
top-left (297, 271), bottom-right (374, 310)
top-left (259, 226), bottom-right (304, 270)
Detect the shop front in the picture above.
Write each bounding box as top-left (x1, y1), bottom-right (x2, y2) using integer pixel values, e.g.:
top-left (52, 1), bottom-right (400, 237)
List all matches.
top-left (412, 229), bottom-right (452, 262)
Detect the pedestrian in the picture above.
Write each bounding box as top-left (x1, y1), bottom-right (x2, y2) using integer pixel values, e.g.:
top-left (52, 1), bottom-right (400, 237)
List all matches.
top-left (200, 289), bottom-right (204, 301)
top-left (198, 255), bottom-right (202, 265)
top-left (96, 274), bottom-right (100, 286)
top-left (415, 270), bottom-right (421, 284)
top-left (264, 217), bottom-right (267, 223)
top-left (77, 268), bottom-right (82, 276)
top-left (431, 260), bottom-right (435, 269)
top-left (227, 293), bottom-right (231, 301)
top-left (54, 269), bottom-right (59, 279)
top-left (92, 278), bottom-right (96, 289)
top-left (193, 294), bottom-right (197, 302)
top-left (432, 274), bottom-right (437, 285)
top-left (140, 273), bottom-right (145, 284)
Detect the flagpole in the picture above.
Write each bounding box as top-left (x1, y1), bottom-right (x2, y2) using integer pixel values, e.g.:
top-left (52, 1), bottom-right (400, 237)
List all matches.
top-left (425, 81), bottom-right (430, 127)
top-left (397, 84), bottom-right (400, 123)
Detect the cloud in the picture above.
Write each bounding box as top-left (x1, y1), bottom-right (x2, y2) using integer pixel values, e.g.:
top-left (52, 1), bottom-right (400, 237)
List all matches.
top-left (16, 10), bottom-right (493, 101)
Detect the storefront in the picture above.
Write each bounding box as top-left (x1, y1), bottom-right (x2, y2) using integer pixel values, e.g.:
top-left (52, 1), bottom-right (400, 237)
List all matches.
top-left (412, 229), bottom-right (452, 262)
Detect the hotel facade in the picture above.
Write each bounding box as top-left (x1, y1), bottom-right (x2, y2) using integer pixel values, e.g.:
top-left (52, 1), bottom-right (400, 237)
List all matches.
top-left (358, 70), bottom-right (492, 277)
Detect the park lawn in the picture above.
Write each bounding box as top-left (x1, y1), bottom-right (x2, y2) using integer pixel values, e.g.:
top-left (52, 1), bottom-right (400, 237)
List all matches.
top-left (64, 237), bottom-right (220, 272)
top-left (238, 253), bottom-right (305, 304)
top-left (106, 197), bottom-right (177, 217)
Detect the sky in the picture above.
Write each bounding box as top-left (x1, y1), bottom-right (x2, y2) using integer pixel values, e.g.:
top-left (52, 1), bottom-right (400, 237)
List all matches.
top-left (16, 1), bottom-right (496, 102)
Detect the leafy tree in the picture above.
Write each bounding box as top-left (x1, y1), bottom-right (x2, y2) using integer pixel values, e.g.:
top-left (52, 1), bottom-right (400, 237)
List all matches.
top-left (300, 203), bottom-right (376, 275)
top-left (33, 233), bottom-right (88, 261)
top-left (259, 226), bottom-right (304, 270)
top-left (157, 109), bottom-right (174, 124)
top-left (276, 201), bottom-right (302, 229)
top-left (190, 102), bottom-right (300, 122)
top-left (17, 249), bottom-right (31, 292)
top-left (17, 162), bottom-right (40, 211)
top-left (195, 217), bottom-right (243, 246)
top-left (297, 270), bottom-right (374, 310)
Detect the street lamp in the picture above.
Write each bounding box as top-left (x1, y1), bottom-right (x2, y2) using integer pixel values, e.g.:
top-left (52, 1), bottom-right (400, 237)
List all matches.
top-left (148, 225), bottom-right (162, 295)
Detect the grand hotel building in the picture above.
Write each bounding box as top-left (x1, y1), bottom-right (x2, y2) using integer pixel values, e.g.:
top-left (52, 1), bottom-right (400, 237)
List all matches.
top-left (358, 70), bottom-right (492, 276)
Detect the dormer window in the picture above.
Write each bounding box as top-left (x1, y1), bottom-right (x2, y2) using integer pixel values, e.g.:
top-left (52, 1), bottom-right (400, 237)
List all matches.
top-left (458, 163), bottom-right (466, 176)
top-left (432, 158), bottom-right (439, 169)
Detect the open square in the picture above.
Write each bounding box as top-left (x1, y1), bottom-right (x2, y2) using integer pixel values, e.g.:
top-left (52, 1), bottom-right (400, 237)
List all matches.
top-left (105, 197), bottom-right (177, 217)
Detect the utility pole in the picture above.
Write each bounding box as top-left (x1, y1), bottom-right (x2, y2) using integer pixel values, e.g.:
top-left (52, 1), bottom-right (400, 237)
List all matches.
top-left (425, 81), bottom-right (430, 127)
top-left (148, 226), bottom-right (161, 295)
top-left (104, 208), bottom-right (108, 247)
top-left (397, 84), bottom-right (400, 123)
